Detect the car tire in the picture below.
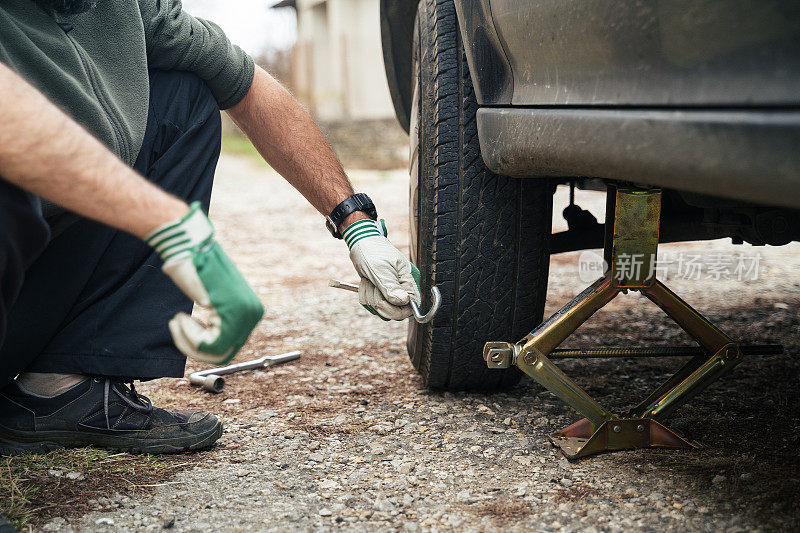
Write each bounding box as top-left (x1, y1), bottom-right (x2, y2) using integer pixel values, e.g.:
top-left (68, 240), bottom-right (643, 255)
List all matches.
top-left (407, 0), bottom-right (553, 391)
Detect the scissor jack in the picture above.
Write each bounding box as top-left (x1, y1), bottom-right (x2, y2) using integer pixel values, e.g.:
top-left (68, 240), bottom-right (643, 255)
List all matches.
top-left (483, 185), bottom-right (780, 459)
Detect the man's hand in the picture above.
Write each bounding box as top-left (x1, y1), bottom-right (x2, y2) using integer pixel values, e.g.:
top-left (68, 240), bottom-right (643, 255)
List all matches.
top-left (344, 219), bottom-right (421, 320)
top-left (147, 202), bottom-right (264, 364)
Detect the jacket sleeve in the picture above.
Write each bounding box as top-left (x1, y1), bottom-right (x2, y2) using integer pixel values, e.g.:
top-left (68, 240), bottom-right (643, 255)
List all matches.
top-left (138, 0), bottom-right (255, 109)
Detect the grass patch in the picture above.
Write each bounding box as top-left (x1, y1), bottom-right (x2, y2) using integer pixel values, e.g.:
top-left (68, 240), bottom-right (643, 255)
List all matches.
top-left (220, 134), bottom-right (268, 167)
top-left (0, 448), bottom-right (198, 530)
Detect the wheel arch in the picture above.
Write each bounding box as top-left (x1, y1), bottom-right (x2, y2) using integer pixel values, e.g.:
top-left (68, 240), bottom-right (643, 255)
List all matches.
top-left (381, 0), bottom-right (514, 133)
top-left (380, 0), bottom-right (418, 134)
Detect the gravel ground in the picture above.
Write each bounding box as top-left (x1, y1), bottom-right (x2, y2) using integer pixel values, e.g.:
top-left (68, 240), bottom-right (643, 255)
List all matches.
top-left (49, 155), bottom-right (799, 532)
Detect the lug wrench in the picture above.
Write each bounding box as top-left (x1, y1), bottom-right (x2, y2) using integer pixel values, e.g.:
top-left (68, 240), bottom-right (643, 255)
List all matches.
top-left (189, 350), bottom-right (301, 393)
top-left (328, 280), bottom-right (441, 323)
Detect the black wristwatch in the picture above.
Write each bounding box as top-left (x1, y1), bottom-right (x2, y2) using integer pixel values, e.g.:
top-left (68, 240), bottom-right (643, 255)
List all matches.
top-left (326, 193), bottom-right (378, 239)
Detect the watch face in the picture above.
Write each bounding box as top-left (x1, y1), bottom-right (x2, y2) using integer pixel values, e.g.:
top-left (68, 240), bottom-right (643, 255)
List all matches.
top-left (353, 194), bottom-right (378, 220)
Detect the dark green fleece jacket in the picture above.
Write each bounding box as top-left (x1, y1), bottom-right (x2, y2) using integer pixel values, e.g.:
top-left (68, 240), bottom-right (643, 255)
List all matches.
top-left (0, 0), bottom-right (254, 168)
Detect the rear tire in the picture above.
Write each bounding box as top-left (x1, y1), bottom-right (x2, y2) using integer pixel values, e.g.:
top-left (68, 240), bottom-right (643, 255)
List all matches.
top-left (407, 0), bottom-right (553, 391)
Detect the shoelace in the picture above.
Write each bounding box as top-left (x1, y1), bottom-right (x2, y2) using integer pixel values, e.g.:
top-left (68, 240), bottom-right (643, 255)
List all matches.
top-left (102, 379), bottom-right (154, 430)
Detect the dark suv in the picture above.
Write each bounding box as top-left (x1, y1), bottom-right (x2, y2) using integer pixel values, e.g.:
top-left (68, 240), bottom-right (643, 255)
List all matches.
top-left (380, 0), bottom-right (800, 390)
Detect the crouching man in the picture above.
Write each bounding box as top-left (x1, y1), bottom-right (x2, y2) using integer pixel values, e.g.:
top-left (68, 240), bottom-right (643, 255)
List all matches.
top-left (0, 0), bottom-right (419, 455)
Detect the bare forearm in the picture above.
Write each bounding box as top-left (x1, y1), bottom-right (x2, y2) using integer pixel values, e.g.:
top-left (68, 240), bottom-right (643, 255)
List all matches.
top-left (0, 64), bottom-right (187, 239)
top-left (227, 66), bottom-right (366, 229)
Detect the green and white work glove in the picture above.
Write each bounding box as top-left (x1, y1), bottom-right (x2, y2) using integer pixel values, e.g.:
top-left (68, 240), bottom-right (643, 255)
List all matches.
top-left (146, 202), bottom-right (264, 365)
top-left (344, 219), bottom-right (421, 321)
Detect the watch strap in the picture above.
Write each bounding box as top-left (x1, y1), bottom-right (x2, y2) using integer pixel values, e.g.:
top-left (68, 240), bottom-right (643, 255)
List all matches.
top-left (326, 193), bottom-right (378, 238)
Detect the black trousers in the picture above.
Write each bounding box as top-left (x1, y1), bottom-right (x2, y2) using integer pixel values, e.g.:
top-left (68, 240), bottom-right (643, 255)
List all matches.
top-left (0, 71), bottom-right (221, 387)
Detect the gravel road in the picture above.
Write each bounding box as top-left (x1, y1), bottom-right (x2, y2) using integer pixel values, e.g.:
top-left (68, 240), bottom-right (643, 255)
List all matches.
top-left (54, 155), bottom-right (799, 532)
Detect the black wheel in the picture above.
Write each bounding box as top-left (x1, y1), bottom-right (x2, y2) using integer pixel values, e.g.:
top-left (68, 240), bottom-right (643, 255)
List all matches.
top-left (407, 0), bottom-right (553, 391)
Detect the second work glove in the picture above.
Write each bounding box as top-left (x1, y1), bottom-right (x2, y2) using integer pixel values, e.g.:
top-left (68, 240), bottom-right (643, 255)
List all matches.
top-left (146, 202), bottom-right (264, 365)
top-left (344, 219), bottom-right (421, 320)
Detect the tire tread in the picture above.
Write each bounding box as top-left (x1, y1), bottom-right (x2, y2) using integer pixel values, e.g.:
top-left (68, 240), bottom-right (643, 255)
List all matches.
top-left (410, 0), bottom-right (552, 391)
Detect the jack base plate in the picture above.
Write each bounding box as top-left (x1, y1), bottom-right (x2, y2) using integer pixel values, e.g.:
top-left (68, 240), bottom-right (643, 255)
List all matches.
top-left (549, 418), bottom-right (702, 460)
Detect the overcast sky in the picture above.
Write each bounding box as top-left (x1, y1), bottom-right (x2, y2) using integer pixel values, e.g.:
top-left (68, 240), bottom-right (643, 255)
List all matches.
top-left (183, 0), bottom-right (297, 56)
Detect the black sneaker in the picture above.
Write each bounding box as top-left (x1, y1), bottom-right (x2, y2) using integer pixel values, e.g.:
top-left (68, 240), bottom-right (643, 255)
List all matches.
top-left (0, 378), bottom-right (222, 455)
top-left (0, 513), bottom-right (16, 533)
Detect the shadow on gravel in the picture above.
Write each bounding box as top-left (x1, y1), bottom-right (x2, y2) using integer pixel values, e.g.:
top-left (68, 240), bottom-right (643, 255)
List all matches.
top-left (517, 297), bottom-right (800, 530)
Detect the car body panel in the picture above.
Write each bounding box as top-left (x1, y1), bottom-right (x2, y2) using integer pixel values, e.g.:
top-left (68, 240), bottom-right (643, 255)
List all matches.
top-left (478, 108), bottom-right (800, 207)
top-left (489, 0), bottom-right (800, 106)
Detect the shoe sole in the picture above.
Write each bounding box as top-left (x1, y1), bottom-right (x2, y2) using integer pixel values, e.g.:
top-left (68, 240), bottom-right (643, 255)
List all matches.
top-left (0, 421), bottom-right (222, 456)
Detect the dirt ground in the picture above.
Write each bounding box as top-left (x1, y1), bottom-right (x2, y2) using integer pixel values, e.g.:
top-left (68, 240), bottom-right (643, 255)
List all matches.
top-left (38, 155), bottom-right (799, 531)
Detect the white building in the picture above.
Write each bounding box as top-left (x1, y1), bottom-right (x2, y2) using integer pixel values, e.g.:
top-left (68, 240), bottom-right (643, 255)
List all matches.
top-left (273, 0), bottom-right (395, 122)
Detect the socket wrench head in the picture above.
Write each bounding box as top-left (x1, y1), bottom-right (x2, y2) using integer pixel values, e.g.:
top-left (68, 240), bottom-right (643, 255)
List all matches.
top-left (189, 373), bottom-right (225, 393)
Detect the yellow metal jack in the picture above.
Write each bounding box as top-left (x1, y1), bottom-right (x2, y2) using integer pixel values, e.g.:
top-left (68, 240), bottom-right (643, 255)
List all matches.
top-left (484, 186), bottom-right (779, 459)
